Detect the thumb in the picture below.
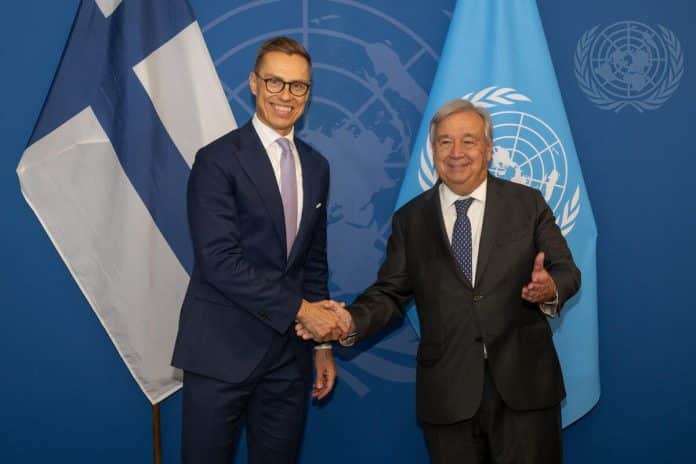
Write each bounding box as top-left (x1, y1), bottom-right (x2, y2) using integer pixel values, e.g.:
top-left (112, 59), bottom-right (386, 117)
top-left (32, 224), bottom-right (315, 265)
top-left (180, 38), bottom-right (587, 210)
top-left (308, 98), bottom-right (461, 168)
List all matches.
top-left (533, 252), bottom-right (545, 272)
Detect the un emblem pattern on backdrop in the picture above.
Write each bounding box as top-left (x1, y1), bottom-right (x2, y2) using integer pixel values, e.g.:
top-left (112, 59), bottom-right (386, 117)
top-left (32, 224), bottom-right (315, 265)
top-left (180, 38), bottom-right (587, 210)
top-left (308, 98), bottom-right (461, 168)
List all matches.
top-left (419, 87), bottom-right (580, 236)
top-left (574, 21), bottom-right (684, 112)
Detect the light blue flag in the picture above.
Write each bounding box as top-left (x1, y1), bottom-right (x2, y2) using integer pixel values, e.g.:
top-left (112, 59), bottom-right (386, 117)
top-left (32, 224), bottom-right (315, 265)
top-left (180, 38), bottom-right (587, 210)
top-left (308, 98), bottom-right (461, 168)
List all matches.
top-left (397, 0), bottom-right (599, 426)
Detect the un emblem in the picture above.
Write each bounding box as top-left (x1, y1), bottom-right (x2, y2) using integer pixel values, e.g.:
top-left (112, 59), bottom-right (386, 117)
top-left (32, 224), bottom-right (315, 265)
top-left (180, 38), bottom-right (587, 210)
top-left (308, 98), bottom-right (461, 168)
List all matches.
top-left (574, 21), bottom-right (684, 112)
top-left (419, 87), bottom-right (580, 236)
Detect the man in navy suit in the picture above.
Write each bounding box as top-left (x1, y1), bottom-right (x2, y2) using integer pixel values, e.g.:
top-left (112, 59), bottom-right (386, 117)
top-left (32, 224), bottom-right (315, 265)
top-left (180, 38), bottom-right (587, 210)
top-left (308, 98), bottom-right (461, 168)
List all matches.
top-left (172, 36), bottom-right (347, 463)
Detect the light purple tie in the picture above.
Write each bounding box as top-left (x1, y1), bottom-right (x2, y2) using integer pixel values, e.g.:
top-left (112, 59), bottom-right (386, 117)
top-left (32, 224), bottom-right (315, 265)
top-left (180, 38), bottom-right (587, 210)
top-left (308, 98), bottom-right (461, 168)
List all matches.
top-left (277, 137), bottom-right (297, 256)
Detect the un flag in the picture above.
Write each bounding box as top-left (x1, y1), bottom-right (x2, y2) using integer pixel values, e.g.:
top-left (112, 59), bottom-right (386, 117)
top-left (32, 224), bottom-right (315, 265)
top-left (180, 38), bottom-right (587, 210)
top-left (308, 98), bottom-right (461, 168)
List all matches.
top-left (398, 0), bottom-right (599, 426)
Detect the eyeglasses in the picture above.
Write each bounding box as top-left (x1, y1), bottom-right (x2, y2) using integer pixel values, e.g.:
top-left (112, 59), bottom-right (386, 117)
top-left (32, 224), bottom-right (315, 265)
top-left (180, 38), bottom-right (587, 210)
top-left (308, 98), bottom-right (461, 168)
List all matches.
top-left (255, 74), bottom-right (311, 97)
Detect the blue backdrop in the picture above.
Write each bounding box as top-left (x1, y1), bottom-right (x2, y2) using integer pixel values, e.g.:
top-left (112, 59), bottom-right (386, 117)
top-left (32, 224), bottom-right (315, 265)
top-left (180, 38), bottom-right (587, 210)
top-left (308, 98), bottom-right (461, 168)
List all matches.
top-left (1, 1), bottom-right (695, 463)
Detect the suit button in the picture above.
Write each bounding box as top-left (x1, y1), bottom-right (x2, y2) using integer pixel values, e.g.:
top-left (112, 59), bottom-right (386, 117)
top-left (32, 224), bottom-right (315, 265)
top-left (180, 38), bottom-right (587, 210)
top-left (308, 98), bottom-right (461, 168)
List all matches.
top-left (474, 336), bottom-right (482, 342)
top-left (258, 312), bottom-right (270, 321)
top-left (473, 295), bottom-right (483, 302)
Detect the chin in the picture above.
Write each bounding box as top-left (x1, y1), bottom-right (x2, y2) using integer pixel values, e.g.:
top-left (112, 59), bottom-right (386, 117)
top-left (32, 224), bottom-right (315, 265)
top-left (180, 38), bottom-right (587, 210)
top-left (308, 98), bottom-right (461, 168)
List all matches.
top-left (268, 120), bottom-right (293, 133)
top-left (447, 176), bottom-right (472, 187)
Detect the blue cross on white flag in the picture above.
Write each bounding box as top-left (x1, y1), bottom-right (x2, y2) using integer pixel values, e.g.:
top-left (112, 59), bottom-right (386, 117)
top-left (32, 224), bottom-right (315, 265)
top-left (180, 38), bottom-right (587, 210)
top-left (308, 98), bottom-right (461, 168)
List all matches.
top-left (398, 0), bottom-right (600, 426)
top-left (16, 0), bottom-right (236, 404)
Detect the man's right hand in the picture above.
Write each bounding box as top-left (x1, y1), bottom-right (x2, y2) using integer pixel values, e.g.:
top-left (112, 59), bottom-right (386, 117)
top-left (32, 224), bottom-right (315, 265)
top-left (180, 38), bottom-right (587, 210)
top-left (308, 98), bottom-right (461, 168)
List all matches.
top-left (295, 300), bottom-right (353, 342)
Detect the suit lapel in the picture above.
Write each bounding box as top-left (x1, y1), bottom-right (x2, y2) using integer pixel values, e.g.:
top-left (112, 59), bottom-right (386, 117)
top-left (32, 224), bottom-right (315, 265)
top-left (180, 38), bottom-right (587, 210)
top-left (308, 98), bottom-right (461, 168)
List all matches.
top-left (287, 143), bottom-right (316, 266)
top-left (235, 123), bottom-right (287, 254)
top-left (475, 176), bottom-right (505, 285)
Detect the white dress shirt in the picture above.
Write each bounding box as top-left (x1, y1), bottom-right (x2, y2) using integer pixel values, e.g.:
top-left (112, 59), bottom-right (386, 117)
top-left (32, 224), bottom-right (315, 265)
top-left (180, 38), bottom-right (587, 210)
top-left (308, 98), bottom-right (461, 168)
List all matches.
top-left (252, 114), bottom-right (303, 232)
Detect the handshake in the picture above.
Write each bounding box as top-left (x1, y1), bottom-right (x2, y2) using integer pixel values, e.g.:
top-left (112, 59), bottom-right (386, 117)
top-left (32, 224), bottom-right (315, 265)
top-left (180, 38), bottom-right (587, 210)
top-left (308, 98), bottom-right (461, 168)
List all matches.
top-left (295, 299), bottom-right (354, 342)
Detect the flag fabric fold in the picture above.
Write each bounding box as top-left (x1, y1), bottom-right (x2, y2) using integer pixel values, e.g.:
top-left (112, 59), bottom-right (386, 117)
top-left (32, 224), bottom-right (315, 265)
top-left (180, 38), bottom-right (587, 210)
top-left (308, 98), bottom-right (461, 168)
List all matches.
top-left (398, 0), bottom-right (599, 426)
top-left (17, 0), bottom-right (236, 404)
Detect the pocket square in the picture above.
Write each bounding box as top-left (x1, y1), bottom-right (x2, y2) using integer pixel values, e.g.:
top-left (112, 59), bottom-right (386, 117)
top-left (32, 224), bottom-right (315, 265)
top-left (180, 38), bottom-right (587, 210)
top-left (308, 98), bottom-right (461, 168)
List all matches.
top-left (315, 202), bottom-right (322, 209)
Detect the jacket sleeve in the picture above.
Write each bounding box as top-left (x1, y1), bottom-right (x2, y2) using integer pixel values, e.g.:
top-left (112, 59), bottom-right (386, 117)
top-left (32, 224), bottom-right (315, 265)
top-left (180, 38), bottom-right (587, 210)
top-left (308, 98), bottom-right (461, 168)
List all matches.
top-left (533, 189), bottom-right (581, 312)
top-left (348, 212), bottom-right (414, 341)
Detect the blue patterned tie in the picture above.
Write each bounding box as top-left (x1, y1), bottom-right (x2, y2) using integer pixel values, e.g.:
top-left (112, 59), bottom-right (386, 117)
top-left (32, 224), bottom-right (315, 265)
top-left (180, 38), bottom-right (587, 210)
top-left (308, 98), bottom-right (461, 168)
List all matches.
top-left (452, 198), bottom-right (474, 285)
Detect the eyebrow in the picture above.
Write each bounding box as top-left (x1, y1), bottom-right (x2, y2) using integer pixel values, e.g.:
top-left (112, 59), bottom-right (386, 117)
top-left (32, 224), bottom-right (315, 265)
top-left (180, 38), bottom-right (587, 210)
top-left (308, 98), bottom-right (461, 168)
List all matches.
top-left (258, 73), bottom-right (311, 84)
top-left (436, 134), bottom-right (480, 139)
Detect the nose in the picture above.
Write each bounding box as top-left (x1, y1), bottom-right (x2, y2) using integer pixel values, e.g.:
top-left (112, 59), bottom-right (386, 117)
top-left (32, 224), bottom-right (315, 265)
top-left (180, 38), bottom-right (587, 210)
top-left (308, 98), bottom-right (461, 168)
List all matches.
top-left (451, 140), bottom-right (468, 156)
top-left (279, 84), bottom-right (293, 99)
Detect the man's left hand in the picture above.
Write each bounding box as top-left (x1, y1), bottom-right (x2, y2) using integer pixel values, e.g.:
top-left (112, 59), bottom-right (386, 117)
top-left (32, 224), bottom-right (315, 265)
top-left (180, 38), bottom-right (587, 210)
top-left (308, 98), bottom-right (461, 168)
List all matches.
top-left (312, 348), bottom-right (336, 400)
top-left (521, 252), bottom-right (557, 303)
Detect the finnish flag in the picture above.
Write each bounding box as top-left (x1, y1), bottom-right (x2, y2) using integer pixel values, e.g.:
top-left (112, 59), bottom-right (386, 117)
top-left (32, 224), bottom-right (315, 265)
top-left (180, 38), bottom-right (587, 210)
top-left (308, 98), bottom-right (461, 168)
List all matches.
top-left (16, 0), bottom-right (236, 403)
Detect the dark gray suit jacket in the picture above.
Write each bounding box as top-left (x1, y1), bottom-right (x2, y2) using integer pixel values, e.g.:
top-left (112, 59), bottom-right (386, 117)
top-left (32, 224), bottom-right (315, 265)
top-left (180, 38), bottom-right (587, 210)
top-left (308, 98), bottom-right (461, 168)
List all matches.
top-left (348, 175), bottom-right (580, 424)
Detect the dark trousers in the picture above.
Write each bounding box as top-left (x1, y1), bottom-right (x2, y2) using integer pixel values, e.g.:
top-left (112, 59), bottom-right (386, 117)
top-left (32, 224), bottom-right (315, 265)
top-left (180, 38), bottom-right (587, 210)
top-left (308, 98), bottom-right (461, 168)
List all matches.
top-left (181, 334), bottom-right (310, 464)
top-left (422, 367), bottom-right (562, 464)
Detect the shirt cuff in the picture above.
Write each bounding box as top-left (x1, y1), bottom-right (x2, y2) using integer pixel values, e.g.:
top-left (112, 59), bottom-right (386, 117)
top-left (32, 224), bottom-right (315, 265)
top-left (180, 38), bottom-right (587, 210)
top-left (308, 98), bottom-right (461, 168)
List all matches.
top-left (539, 288), bottom-right (559, 317)
top-left (338, 332), bottom-right (358, 347)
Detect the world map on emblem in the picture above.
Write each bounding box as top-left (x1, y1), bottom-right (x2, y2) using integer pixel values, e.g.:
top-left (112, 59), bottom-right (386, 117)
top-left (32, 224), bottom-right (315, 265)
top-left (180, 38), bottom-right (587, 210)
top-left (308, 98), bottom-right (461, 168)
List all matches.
top-left (575, 20), bottom-right (683, 112)
top-left (490, 111), bottom-right (567, 212)
top-left (591, 21), bottom-right (668, 98)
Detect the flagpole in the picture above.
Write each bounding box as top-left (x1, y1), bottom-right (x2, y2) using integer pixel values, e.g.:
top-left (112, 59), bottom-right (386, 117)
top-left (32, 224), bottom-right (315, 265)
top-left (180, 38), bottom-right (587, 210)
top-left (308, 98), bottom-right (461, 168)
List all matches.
top-left (152, 403), bottom-right (162, 464)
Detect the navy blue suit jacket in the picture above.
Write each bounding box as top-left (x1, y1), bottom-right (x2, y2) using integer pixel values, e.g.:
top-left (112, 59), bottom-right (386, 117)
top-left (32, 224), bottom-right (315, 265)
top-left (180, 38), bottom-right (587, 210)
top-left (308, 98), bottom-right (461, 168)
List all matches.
top-left (172, 122), bottom-right (330, 384)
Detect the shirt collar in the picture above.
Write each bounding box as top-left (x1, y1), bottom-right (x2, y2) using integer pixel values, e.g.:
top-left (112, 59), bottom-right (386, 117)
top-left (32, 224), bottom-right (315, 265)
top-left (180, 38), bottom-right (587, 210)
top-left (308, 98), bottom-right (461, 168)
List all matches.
top-left (440, 178), bottom-right (488, 208)
top-left (252, 113), bottom-right (295, 151)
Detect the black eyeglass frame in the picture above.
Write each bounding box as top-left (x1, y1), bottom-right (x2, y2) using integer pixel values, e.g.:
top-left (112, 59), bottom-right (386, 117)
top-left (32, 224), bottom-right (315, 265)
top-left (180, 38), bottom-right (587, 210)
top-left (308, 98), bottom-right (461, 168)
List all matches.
top-left (254, 73), bottom-right (311, 97)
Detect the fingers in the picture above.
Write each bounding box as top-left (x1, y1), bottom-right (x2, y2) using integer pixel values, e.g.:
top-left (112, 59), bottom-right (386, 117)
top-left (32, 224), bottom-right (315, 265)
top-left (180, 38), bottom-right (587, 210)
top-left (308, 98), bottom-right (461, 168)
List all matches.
top-left (522, 280), bottom-right (546, 301)
top-left (312, 350), bottom-right (337, 400)
top-left (327, 303), bottom-right (353, 339)
top-left (312, 369), bottom-right (336, 400)
top-left (311, 375), bottom-right (324, 399)
top-left (521, 251), bottom-right (555, 302)
top-left (295, 322), bottom-right (313, 340)
top-left (335, 306), bottom-right (354, 335)
top-left (321, 299), bottom-right (345, 311)
top-left (521, 283), bottom-right (542, 302)
top-left (322, 300), bottom-right (353, 333)
top-left (318, 368), bottom-right (336, 400)
top-left (295, 300), bottom-right (352, 342)
top-left (521, 278), bottom-right (556, 303)
top-left (297, 300), bottom-right (335, 340)
top-left (312, 380), bottom-right (327, 399)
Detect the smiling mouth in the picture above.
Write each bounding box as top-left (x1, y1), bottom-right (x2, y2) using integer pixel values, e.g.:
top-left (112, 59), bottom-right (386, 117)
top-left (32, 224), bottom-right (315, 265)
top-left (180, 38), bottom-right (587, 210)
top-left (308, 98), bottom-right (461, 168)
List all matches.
top-left (447, 161), bottom-right (471, 168)
top-left (271, 103), bottom-right (293, 116)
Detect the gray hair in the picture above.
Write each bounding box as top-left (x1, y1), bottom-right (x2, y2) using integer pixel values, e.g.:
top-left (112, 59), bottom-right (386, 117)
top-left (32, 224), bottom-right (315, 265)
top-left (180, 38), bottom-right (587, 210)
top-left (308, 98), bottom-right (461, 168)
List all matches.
top-left (428, 99), bottom-right (493, 152)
